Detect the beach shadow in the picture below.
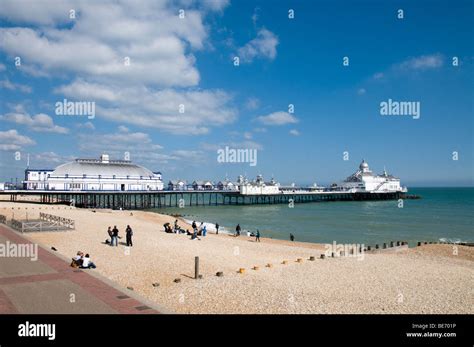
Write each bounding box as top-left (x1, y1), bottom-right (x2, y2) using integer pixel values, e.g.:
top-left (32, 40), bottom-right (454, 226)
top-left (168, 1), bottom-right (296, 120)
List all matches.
top-left (180, 274), bottom-right (195, 279)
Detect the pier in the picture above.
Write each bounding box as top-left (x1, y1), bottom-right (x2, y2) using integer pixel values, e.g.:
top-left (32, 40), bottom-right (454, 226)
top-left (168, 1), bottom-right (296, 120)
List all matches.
top-left (1, 190), bottom-right (404, 210)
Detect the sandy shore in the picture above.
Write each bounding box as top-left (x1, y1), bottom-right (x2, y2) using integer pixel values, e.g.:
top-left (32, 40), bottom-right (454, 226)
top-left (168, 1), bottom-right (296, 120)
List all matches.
top-left (1, 201), bottom-right (473, 314)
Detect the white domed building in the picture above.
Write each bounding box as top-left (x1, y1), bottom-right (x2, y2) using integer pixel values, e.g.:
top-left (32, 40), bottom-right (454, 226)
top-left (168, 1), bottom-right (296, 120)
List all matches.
top-left (334, 160), bottom-right (406, 193)
top-left (239, 174), bottom-right (280, 195)
top-left (24, 154), bottom-right (163, 191)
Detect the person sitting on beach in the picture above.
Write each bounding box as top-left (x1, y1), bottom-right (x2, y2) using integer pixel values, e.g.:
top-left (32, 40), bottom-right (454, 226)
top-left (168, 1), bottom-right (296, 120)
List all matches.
top-left (111, 226), bottom-right (119, 246)
top-left (70, 251), bottom-right (83, 267)
top-left (186, 229), bottom-right (192, 236)
top-left (235, 224), bottom-right (241, 237)
top-left (80, 254), bottom-right (96, 269)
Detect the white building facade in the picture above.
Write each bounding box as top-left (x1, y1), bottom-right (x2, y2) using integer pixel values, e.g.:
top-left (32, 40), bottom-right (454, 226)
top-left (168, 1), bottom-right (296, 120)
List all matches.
top-left (334, 160), bottom-right (406, 193)
top-left (239, 175), bottom-right (280, 195)
top-left (24, 155), bottom-right (164, 191)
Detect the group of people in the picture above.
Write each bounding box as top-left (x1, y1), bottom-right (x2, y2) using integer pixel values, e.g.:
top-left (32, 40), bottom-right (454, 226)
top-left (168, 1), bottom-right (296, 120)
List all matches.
top-left (71, 251), bottom-right (96, 269)
top-left (106, 225), bottom-right (134, 247)
top-left (235, 224), bottom-right (260, 242)
top-left (163, 219), bottom-right (263, 242)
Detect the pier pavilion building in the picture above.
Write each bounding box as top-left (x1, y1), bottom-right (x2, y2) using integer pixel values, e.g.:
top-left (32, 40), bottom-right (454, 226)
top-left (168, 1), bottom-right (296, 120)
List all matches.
top-left (23, 154), bottom-right (164, 191)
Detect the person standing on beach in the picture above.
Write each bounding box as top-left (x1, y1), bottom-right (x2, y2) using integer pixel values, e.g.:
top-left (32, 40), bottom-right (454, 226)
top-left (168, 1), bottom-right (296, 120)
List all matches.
top-left (255, 229), bottom-right (260, 242)
top-left (126, 225), bottom-right (133, 247)
top-left (290, 233), bottom-right (295, 242)
top-left (215, 223), bottom-right (219, 235)
top-left (107, 226), bottom-right (112, 244)
top-left (202, 225), bottom-right (207, 237)
top-left (111, 226), bottom-right (119, 246)
top-left (235, 224), bottom-right (241, 237)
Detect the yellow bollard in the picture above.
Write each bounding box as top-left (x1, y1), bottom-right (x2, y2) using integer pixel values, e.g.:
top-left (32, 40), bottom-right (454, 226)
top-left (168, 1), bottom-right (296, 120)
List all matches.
top-left (238, 268), bottom-right (245, 274)
top-left (282, 260), bottom-right (288, 265)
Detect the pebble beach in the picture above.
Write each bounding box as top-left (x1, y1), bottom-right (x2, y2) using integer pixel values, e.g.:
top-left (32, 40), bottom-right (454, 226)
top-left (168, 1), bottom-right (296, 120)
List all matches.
top-left (1, 201), bottom-right (473, 314)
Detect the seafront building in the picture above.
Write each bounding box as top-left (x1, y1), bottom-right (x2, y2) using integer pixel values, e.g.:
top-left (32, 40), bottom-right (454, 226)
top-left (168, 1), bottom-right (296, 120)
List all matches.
top-left (216, 179), bottom-right (238, 191)
top-left (168, 180), bottom-right (187, 191)
top-left (239, 174), bottom-right (280, 195)
top-left (23, 154), bottom-right (164, 191)
top-left (332, 160), bottom-right (406, 193)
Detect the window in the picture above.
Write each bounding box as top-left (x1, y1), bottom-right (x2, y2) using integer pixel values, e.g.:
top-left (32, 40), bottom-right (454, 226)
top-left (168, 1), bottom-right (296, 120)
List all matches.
top-left (83, 174), bottom-right (87, 178)
top-left (113, 175), bottom-right (116, 179)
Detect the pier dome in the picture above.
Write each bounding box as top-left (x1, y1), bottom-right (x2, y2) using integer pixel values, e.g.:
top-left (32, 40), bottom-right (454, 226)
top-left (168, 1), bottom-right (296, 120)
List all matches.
top-left (51, 155), bottom-right (154, 178)
top-left (359, 160), bottom-right (369, 170)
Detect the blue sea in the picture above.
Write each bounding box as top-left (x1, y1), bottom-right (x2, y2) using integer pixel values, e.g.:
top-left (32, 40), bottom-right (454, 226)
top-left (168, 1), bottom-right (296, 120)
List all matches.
top-left (152, 188), bottom-right (473, 246)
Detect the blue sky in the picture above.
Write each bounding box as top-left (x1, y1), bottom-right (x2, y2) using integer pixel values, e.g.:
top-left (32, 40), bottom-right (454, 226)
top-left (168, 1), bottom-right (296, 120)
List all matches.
top-left (0, 0), bottom-right (473, 187)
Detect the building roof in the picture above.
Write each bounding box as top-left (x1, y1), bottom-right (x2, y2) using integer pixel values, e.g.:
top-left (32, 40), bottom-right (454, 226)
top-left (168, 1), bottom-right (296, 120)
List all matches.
top-left (50, 157), bottom-right (154, 177)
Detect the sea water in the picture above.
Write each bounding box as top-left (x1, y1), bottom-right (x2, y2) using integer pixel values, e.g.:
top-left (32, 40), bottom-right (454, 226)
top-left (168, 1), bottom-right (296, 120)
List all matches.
top-left (152, 188), bottom-right (473, 246)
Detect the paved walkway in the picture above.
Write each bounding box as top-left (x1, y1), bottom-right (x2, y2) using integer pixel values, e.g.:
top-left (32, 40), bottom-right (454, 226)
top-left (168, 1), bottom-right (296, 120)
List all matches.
top-left (0, 225), bottom-right (162, 314)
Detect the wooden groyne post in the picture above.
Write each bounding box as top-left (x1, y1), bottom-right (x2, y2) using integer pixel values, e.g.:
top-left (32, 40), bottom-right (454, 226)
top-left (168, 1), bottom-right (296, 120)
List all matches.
top-left (194, 256), bottom-right (200, 279)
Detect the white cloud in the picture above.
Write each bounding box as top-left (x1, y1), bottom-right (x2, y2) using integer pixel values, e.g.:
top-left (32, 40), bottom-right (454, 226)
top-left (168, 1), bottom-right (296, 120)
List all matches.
top-left (357, 88), bottom-right (366, 95)
top-left (77, 127), bottom-right (207, 166)
top-left (237, 28), bottom-right (279, 63)
top-left (31, 152), bottom-right (75, 165)
top-left (0, 78), bottom-right (32, 93)
top-left (256, 111), bottom-right (298, 126)
top-left (398, 54), bottom-right (444, 70)
top-left (76, 121), bottom-right (95, 130)
top-left (57, 80), bottom-right (237, 134)
top-left (0, 129), bottom-right (35, 151)
top-left (372, 72), bottom-right (384, 80)
top-left (0, 105), bottom-right (69, 134)
top-left (199, 0), bottom-right (230, 12)
top-left (117, 125), bottom-right (130, 133)
top-left (244, 97), bottom-right (260, 110)
top-left (243, 131), bottom-right (252, 140)
top-left (289, 129), bottom-right (300, 136)
top-left (0, 1), bottom-right (238, 135)
top-left (251, 7), bottom-right (260, 26)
